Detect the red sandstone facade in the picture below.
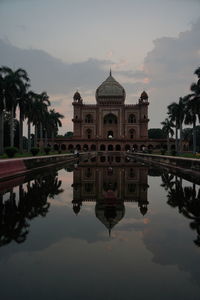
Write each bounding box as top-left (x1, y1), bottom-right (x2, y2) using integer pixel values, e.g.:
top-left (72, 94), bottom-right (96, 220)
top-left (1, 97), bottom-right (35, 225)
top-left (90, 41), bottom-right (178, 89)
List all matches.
top-left (51, 72), bottom-right (175, 152)
top-left (70, 72), bottom-right (151, 151)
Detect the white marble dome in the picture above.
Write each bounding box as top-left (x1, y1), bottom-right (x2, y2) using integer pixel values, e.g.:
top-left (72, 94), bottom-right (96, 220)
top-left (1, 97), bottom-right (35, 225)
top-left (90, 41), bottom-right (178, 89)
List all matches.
top-left (96, 73), bottom-right (126, 101)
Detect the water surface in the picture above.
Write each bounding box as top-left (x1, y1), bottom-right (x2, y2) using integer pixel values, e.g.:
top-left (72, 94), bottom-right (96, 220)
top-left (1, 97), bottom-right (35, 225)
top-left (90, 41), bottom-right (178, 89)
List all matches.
top-left (0, 155), bottom-right (200, 300)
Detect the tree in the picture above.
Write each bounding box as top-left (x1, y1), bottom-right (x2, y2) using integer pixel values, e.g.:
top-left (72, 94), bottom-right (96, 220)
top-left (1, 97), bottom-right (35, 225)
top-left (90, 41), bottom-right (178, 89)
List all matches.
top-left (38, 91), bottom-right (50, 145)
top-left (46, 109), bottom-right (64, 145)
top-left (168, 97), bottom-right (186, 153)
top-left (148, 128), bottom-right (166, 139)
top-left (1, 67), bottom-right (30, 147)
top-left (29, 92), bottom-right (50, 148)
top-left (161, 118), bottom-right (174, 153)
top-left (0, 70), bottom-right (5, 154)
top-left (17, 83), bottom-right (30, 153)
top-left (184, 67), bottom-right (200, 154)
top-left (24, 91), bottom-right (35, 152)
top-left (64, 131), bottom-right (73, 137)
top-left (3, 112), bottom-right (19, 148)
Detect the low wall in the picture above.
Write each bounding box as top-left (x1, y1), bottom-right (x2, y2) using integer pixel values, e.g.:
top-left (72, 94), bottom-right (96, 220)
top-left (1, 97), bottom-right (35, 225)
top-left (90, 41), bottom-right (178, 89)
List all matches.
top-left (127, 152), bottom-right (200, 180)
top-left (0, 152), bottom-right (93, 182)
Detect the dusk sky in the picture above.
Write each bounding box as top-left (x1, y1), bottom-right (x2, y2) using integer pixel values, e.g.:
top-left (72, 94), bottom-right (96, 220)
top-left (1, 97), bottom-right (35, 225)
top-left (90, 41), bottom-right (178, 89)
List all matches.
top-left (0, 0), bottom-right (200, 133)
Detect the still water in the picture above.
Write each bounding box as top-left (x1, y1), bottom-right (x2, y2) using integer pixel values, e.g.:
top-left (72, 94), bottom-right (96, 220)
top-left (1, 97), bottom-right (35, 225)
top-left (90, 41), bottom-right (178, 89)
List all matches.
top-left (0, 155), bottom-right (200, 300)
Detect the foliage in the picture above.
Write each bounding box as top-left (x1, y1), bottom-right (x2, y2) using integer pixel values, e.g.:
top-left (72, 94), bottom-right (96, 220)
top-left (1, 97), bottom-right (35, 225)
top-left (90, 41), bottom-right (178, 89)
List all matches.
top-left (161, 118), bottom-right (174, 137)
top-left (163, 67), bottom-right (200, 154)
top-left (0, 66), bottom-right (64, 154)
top-left (3, 113), bottom-right (19, 148)
top-left (160, 148), bottom-right (166, 155)
top-left (171, 150), bottom-right (177, 156)
top-left (182, 126), bottom-right (200, 151)
top-left (44, 147), bottom-right (51, 155)
top-left (30, 147), bottom-right (39, 156)
top-left (148, 128), bottom-right (166, 139)
top-left (4, 146), bottom-right (18, 158)
top-left (64, 131), bottom-right (73, 137)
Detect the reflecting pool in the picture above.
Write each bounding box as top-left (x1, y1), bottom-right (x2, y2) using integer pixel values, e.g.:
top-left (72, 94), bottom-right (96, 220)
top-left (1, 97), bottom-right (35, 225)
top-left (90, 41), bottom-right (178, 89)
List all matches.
top-left (0, 155), bottom-right (200, 300)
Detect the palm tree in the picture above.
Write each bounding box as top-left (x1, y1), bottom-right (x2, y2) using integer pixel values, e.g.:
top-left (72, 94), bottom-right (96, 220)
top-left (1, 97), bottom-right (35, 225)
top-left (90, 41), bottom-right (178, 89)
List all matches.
top-left (1, 67), bottom-right (30, 147)
top-left (184, 68), bottom-right (200, 154)
top-left (161, 118), bottom-right (174, 153)
top-left (168, 97), bottom-right (186, 153)
top-left (24, 91), bottom-right (35, 152)
top-left (46, 109), bottom-right (64, 146)
top-left (30, 93), bottom-right (50, 148)
top-left (0, 70), bottom-right (5, 155)
top-left (38, 92), bottom-right (50, 146)
top-left (17, 83), bottom-right (30, 153)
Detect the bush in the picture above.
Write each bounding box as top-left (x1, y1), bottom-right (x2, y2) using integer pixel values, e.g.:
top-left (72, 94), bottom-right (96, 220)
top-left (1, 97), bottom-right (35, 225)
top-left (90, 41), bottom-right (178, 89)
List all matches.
top-left (160, 149), bottom-right (166, 155)
top-left (4, 147), bottom-right (18, 158)
top-left (30, 147), bottom-right (39, 156)
top-left (44, 147), bottom-right (51, 155)
top-left (171, 150), bottom-right (176, 156)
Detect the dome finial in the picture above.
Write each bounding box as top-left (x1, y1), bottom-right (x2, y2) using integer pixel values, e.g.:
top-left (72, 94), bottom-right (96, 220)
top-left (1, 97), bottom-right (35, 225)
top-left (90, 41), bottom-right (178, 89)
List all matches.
top-left (110, 68), bottom-right (112, 77)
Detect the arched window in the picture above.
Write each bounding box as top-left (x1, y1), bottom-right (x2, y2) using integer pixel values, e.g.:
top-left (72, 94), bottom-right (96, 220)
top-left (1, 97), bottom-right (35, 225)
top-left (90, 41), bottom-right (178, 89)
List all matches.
top-left (85, 168), bottom-right (92, 178)
top-left (115, 144), bottom-right (121, 151)
top-left (129, 129), bottom-right (136, 139)
top-left (108, 145), bottom-right (114, 151)
top-left (100, 144), bottom-right (106, 151)
top-left (86, 129), bottom-right (92, 139)
top-left (83, 144), bottom-right (89, 151)
top-left (91, 144), bottom-right (96, 151)
top-left (54, 144), bottom-right (59, 151)
top-left (104, 113), bottom-right (117, 124)
top-left (115, 156), bottom-right (121, 162)
top-left (100, 156), bottom-right (106, 162)
top-left (76, 144), bottom-right (81, 150)
top-left (68, 144), bottom-right (74, 151)
top-left (133, 144), bottom-right (138, 150)
top-left (125, 144), bottom-right (130, 151)
top-left (128, 114), bottom-right (136, 123)
top-left (129, 168), bottom-right (136, 178)
top-left (85, 114), bottom-right (93, 123)
top-left (61, 144), bottom-right (66, 151)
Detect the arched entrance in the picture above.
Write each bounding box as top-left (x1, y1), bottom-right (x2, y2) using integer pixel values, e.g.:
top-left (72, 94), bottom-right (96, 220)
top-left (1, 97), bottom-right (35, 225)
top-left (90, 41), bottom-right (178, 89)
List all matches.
top-left (115, 144), bottom-right (121, 151)
top-left (61, 144), bottom-right (66, 151)
top-left (91, 144), bottom-right (96, 151)
top-left (83, 144), bottom-right (89, 151)
top-left (125, 144), bottom-right (130, 151)
top-left (100, 144), bottom-right (106, 151)
top-left (108, 144), bottom-right (114, 151)
top-left (68, 144), bottom-right (74, 151)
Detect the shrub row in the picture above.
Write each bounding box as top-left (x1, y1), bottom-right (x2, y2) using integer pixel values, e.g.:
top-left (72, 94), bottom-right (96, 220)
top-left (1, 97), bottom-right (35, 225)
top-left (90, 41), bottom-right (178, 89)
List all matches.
top-left (4, 146), bottom-right (52, 158)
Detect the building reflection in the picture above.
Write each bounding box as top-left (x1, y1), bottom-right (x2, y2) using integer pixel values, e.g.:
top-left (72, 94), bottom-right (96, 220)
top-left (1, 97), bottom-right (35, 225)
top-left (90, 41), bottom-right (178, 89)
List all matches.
top-left (71, 155), bottom-right (149, 233)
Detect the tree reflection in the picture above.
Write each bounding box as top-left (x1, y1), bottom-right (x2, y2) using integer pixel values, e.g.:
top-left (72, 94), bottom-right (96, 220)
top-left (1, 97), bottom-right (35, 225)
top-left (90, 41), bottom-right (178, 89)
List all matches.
top-left (0, 171), bottom-right (63, 247)
top-left (161, 172), bottom-right (200, 247)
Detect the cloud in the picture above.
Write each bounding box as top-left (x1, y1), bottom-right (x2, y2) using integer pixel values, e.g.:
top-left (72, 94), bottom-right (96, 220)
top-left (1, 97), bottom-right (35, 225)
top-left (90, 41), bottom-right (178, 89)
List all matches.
top-left (113, 19), bottom-right (200, 127)
top-left (1, 17), bottom-right (200, 132)
top-left (0, 40), bottom-right (113, 133)
top-left (0, 39), bottom-right (111, 95)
